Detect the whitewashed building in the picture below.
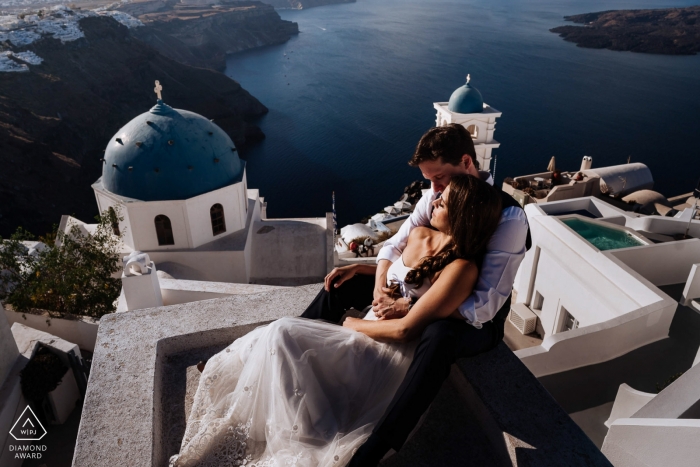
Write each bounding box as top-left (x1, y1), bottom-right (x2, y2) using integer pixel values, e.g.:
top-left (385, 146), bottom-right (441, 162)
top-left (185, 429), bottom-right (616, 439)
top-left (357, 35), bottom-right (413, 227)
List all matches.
top-left (433, 75), bottom-right (501, 172)
top-left (509, 195), bottom-right (700, 377)
top-left (60, 92), bottom-right (333, 298)
top-left (602, 353), bottom-right (700, 466)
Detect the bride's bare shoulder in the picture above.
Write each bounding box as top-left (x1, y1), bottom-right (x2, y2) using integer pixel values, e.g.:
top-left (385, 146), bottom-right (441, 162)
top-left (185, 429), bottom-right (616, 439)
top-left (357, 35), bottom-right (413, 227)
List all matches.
top-left (408, 226), bottom-right (434, 240)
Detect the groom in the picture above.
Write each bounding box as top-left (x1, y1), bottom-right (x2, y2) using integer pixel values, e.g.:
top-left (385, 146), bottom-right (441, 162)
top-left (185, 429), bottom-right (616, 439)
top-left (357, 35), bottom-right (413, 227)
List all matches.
top-left (302, 123), bottom-right (530, 466)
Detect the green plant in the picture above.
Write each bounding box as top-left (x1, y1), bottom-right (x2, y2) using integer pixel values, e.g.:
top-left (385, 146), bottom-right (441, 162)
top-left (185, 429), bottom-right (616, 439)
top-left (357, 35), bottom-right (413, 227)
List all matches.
top-left (0, 208), bottom-right (124, 319)
top-left (20, 346), bottom-right (68, 402)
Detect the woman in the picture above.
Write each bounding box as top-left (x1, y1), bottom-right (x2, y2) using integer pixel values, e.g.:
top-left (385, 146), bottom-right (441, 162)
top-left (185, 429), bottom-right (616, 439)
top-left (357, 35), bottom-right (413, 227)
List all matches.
top-left (172, 174), bottom-right (502, 467)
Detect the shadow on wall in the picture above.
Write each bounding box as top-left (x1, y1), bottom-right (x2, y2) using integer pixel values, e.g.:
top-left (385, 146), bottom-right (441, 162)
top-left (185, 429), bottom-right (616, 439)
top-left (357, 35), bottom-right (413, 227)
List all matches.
top-left (539, 284), bottom-right (700, 414)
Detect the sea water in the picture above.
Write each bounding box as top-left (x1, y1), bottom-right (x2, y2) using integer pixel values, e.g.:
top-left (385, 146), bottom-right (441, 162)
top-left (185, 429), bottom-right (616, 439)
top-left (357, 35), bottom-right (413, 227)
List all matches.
top-left (226, 0), bottom-right (700, 226)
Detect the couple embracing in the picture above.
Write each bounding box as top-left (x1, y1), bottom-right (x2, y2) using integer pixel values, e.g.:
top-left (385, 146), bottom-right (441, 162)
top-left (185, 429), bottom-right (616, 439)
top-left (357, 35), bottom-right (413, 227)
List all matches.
top-left (171, 124), bottom-right (530, 467)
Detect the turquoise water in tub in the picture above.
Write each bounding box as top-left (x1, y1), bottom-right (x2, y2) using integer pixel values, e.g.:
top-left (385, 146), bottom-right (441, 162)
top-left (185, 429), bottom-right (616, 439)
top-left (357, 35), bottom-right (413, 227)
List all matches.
top-left (562, 218), bottom-right (644, 251)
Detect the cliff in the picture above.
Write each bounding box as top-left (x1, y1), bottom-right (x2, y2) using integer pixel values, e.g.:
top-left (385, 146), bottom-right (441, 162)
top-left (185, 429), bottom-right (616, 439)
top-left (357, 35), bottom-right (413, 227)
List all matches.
top-left (261, 0), bottom-right (355, 10)
top-left (122, 1), bottom-right (299, 71)
top-left (550, 6), bottom-right (700, 55)
top-left (0, 16), bottom-right (267, 237)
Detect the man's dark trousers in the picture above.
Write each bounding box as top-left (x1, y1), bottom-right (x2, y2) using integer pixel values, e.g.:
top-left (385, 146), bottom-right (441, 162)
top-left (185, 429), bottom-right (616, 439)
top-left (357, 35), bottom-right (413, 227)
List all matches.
top-left (300, 276), bottom-right (504, 465)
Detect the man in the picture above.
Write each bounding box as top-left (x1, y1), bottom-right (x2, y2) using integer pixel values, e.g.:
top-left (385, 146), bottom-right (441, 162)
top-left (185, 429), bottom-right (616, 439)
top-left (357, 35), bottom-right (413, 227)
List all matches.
top-left (302, 123), bottom-right (529, 465)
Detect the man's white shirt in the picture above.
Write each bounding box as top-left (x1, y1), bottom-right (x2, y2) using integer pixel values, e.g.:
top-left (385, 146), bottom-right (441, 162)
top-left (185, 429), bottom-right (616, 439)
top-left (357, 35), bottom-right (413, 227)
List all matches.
top-left (376, 172), bottom-right (529, 328)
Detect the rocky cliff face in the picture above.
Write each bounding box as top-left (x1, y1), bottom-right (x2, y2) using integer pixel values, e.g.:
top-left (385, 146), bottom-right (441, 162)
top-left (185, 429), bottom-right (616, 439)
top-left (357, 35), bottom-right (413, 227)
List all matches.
top-left (123, 1), bottom-right (299, 71)
top-left (0, 16), bottom-right (267, 237)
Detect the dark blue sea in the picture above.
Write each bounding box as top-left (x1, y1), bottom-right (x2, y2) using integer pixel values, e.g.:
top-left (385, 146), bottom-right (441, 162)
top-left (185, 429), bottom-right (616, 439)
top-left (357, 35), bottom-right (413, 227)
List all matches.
top-left (226, 0), bottom-right (700, 226)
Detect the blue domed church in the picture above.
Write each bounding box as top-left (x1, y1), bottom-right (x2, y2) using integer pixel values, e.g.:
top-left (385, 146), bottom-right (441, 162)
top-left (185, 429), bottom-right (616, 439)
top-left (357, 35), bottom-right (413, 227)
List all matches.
top-left (90, 87), bottom-right (332, 286)
top-left (433, 75), bottom-right (502, 172)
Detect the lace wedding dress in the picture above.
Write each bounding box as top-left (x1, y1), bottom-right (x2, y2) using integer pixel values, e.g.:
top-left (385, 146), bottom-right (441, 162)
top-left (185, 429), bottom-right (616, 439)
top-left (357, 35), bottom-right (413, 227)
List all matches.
top-left (172, 257), bottom-right (429, 467)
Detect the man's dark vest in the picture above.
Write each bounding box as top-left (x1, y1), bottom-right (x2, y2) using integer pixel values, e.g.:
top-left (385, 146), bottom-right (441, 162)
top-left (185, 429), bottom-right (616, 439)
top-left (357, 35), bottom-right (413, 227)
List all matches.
top-left (492, 188), bottom-right (531, 331)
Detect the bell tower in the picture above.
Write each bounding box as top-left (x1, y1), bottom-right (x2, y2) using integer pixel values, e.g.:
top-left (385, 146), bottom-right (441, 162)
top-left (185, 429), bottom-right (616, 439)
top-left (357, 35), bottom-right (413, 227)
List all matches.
top-left (433, 75), bottom-right (502, 172)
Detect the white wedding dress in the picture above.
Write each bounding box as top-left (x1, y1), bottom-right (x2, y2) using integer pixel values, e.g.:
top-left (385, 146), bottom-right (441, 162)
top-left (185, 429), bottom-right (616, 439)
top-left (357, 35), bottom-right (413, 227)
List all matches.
top-left (172, 257), bottom-right (430, 467)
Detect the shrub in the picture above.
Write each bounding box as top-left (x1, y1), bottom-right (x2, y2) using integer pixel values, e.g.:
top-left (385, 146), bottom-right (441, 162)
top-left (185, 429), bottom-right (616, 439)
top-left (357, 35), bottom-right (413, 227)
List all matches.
top-left (0, 209), bottom-right (123, 319)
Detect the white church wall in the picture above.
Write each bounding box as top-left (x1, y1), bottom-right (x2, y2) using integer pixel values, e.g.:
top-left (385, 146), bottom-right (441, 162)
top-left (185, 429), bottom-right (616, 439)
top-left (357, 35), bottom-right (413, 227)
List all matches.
top-left (241, 175), bottom-right (250, 224)
top-left (184, 180), bottom-right (247, 248)
top-left (127, 200), bottom-right (190, 250)
top-left (243, 192), bottom-right (263, 281)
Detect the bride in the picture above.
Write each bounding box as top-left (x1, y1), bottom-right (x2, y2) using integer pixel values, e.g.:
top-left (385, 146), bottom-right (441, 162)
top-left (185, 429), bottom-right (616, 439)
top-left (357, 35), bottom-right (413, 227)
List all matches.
top-left (172, 174), bottom-right (502, 467)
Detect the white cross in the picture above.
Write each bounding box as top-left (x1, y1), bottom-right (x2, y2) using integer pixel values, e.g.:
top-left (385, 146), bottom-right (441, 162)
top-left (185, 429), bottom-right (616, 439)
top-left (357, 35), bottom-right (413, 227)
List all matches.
top-left (154, 80), bottom-right (163, 100)
top-left (466, 74), bottom-right (471, 84)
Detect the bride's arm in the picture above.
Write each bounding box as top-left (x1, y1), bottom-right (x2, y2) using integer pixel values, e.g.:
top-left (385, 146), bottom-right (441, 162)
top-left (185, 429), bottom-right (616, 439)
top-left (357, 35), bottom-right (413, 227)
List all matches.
top-left (343, 259), bottom-right (478, 343)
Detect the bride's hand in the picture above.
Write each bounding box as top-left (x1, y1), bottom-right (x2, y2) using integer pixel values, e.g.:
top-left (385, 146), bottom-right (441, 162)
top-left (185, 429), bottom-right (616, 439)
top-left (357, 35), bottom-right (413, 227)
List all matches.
top-left (372, 296), bottom-right (411, 320)
top-left (324, 265), bottom-right (357, 291)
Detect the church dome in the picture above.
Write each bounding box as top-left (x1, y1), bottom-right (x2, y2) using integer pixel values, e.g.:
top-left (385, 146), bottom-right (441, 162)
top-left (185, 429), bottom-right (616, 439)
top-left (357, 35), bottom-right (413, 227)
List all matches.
top-left (447, 75), bottom-right (484, 114)
top-left (101, 100), bottom-right (243, 201)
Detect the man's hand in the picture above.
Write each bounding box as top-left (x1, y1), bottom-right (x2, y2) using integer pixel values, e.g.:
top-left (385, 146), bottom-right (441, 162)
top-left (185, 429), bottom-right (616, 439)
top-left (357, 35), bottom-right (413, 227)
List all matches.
top-left (372, 294), bottom-right (411, 320)
top-left (373, 284), bottom-right (392, 302)
top-left (324, 265), bottom-right (357, 292)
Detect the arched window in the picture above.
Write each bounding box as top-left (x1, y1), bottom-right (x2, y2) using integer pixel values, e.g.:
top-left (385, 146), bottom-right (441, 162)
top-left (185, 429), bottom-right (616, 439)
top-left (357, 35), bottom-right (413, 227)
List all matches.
top-left (108, 207), bottom-right (120, 237)
top-left (466, 124), bottom-right (478, 139)
top-left (154, 215), bottom-right (174, 246)
top-left (210, 204), bottom-right (226, 236)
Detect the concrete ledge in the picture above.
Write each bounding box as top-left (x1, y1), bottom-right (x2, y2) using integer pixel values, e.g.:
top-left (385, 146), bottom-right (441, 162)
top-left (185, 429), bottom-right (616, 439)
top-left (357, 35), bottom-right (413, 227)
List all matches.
top-left (72, 285), bottom-right (320, 467)
top-left (159, 278), bottom-right (287, 306)
top-left (74, 285), bottom-right (610, 467)
top-left (455, 342), bottom-right (612, 466)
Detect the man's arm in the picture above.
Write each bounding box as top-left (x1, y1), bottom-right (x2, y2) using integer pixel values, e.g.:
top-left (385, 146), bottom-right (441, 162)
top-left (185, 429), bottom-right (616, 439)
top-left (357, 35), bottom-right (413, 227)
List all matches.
top-left (344, 259), bottom-right (479, 343)
top-left (457, 207), bottom-right (529, 327)
top-left (373, 189), bottom-right (434, 304)
top-left (376, 189), bottom-right (435, 264)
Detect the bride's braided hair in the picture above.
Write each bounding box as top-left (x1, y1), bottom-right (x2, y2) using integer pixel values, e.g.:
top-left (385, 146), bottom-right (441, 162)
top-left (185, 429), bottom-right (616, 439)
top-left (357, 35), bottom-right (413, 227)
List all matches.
top-left (404, 175), bottom-right (502, 286)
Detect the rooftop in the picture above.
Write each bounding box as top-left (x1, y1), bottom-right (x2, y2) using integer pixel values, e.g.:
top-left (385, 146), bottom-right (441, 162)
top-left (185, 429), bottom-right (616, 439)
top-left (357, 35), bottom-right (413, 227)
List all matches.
top-left (101, 100), bottom-right (243, 202)
top-left (73, 286), bottom-right (610, 467)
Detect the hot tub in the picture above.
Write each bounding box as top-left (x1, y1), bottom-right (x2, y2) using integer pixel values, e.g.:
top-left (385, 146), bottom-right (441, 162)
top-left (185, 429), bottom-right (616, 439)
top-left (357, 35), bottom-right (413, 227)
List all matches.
top-left (562, 218), bottom-right (647, 251)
